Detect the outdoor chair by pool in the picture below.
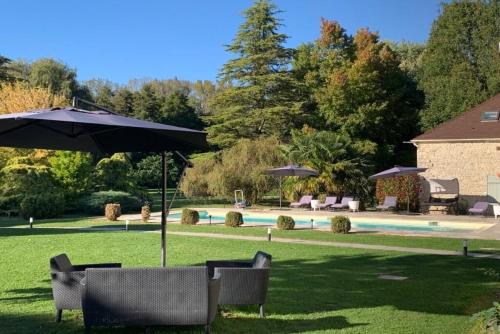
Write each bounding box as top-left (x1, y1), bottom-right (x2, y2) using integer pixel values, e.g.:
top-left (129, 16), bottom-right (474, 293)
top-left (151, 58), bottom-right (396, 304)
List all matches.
top-left (290, 195), bottom-right (313, 208)
top-left (317, 196), bottom-right (337, 210)
top-left (206, 251), bottom-right (272, 318)
top-left (49, 253), bottom-right (121, 322)
top-left (377, 196), bottom-right (397, 211)
top-left (468, 202), bottom-right (489, 216)
top-left (332, 196), bottom-right (354, 210)
top-left (81, 267), bottom-right (220, 334)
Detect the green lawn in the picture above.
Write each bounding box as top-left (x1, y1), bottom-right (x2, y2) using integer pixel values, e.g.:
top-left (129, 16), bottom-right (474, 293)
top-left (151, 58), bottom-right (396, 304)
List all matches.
top-left (0, 218), bottom-right (499, 333)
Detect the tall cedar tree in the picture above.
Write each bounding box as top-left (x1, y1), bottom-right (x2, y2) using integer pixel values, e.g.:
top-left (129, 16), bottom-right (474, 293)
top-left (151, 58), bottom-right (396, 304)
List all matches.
top-left (206, 0), bottom-right (306, 148)
top-left (419, 0), bottom-right (500, 130)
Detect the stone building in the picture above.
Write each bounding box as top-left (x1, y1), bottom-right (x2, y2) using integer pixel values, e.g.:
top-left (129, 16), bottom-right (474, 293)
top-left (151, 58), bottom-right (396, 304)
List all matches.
top-left (411, 93), bottom-right (500, 207)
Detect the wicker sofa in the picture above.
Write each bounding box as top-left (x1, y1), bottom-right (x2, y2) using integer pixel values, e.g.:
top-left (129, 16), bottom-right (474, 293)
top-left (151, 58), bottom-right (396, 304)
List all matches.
top-left (206, 251), bottom-right (272, 317)
top-left (81, 267), bottom-right (220, 333)
top-left (49, 253), bottom-right (121, 322)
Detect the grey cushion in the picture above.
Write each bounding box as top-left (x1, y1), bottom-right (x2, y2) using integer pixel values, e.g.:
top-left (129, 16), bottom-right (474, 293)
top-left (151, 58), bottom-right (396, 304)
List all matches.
top-left (252, 251), bottom-right (272, 268)
top-left (50, 254), bottom-right (73, 272)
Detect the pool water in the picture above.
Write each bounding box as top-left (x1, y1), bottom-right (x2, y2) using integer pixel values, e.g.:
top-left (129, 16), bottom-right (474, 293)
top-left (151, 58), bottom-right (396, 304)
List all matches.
top-left (169, 211), bottom-right (476, 233)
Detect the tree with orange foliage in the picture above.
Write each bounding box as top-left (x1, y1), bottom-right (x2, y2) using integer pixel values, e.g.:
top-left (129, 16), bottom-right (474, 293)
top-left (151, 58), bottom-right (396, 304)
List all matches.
top-left (294, 18), bottom-right (423, 168)
top-left (0, 82), bottom-right (68, 114)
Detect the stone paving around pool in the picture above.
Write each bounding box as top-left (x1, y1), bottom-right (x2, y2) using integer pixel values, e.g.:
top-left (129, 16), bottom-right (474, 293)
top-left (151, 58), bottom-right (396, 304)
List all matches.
top-left (121, 207), bottom-right (500, 241)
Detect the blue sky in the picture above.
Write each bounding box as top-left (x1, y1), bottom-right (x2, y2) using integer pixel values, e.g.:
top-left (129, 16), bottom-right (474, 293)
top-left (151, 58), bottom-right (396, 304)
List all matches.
top-left (1, 0), bottom-right (442, 84)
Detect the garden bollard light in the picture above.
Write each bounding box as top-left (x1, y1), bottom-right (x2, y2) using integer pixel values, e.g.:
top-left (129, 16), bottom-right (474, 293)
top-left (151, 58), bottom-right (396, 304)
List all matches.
top-left (209, 215), bottom-right (212, 225)
top-left (125, 219), bottom-right (129, 231)
top-left (463, 240), bottom-right (468, 256)
top-left (29, 217), bottom-right (33, 229)
top-left (267, 228), bottom-right (272, 242)
top-left (311, 219), bottom-right (314, 229)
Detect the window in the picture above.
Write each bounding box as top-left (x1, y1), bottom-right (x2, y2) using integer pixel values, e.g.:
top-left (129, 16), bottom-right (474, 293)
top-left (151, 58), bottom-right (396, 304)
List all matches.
top-left (480, 111), bottom-right (500, 122)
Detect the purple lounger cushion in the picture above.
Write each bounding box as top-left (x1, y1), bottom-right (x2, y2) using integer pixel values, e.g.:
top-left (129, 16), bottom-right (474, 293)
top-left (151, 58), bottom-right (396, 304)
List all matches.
top-left (317, 196), bottom-right (337, 209)
top-left (468, 202), bottom-right (489, 215)
top-left (290, 195), bottom-right (313, 208)
top-left (332, 197), bottom-right (353, 208)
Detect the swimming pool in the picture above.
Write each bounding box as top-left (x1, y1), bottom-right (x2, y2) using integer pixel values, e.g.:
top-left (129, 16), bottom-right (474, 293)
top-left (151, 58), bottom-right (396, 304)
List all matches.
top-left (169, 210), bottom-right (485, 233)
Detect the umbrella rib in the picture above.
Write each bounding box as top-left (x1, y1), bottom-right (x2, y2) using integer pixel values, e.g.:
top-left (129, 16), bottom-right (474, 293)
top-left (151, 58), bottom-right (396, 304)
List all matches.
top-left (34, 123), bottom-right (79, 138)
top-left (0, 120), bottom-right (36, 137)
top-left (74, 126), bottom-right (122, 137)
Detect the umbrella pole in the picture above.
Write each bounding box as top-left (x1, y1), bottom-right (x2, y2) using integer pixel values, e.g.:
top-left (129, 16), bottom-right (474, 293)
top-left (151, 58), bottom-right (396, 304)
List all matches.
top-left (406, 177), bottom-right (411, 213)
top-left (161, 152), bottom-right (167, 267)
top-left (279, 176), bottom-right (282, 209)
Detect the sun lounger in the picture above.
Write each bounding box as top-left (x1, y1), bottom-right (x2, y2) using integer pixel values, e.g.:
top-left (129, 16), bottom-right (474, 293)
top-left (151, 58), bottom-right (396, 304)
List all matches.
top-left (376, 196), bottom-right (397, 211)
top-left (331, 196), bottom-right (353, 210)
top-left (290, 195), bottom-right (313, 208)
top-left (317, 196), bottom-right (337, 210)
top-left (468, 202), bottom-right (489, 216)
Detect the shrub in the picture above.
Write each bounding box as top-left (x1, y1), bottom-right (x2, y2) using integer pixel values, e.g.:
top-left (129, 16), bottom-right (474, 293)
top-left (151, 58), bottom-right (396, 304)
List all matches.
top-left (20, 193), bottom-right (65, 219)
top-left (457, 198), bottom-right (469, 215)
top-left (95, 153), bottom-right (135, 191)
top-left (180, 138), bottom-right (285, 202)
top-left (471, 302), bottom-right (500, 334)
top-left (375, 175), bottom-right (420, 212)
top-left (181, 208), bottom-right (200, 225)
top-left (80, 191), bottom-right (142, 215)
top-left (141, 205), bottom-right (151, 223)
top-left (105, 203), bottom-right (121, 221)
top-left (331, 216), bottom-right (351, 234)
top-left (225, 211), bottom-right (243, 227)
top-left (277, 215), bottom-right (295, 230)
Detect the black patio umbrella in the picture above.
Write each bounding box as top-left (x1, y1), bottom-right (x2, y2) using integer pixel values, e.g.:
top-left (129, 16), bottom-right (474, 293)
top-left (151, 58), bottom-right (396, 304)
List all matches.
top-left (369, 166), bottom-right (427, 212)
top-left (265, 164), bottom-right (318, 208)
top-left (0, 106), bottom-right (207, 267)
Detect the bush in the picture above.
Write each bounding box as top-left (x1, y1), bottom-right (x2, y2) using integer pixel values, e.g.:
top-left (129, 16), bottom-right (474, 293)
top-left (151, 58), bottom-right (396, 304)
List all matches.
top-left (471, 302), bottom-right (500, 334)
top-left (457, 198), bottom-right (469, 215)
top-left (80, 191), bottom-right (142, 215)
top-left (181, 208), bottom-right (200, 225)
top-left (105, 203), bottom-right (121, 221)
top-left (95, 153), bottom-right (135, 191)
top-left (376, 175), bottom-right (420, 212)
top-left (180, 138), bottom-right (285, 202)
top-left (225, 211), bottom-right (243, 227)
top-left (331, 216), bottom-right (351, 234)
top-left (20, 193), bottom-right (65, 219)
top-left (277, 215), bottom-right (295, 230)
top-left (141, 205), bottom-right (151, 223)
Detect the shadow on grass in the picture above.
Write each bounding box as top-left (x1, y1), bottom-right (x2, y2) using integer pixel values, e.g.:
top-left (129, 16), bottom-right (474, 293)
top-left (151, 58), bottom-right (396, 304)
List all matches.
top-left (0, 252), bottom-right (498, 333)
top-left (0, 287), bottom-right (52, 302)
top-left (264, 253), bottom-right (499, 317)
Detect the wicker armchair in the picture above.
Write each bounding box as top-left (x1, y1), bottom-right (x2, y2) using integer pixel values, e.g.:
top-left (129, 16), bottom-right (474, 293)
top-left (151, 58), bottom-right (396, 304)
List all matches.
top-left (81, 267), bottom-right (220, 334)
top-left (49, 253), bottom-right (121, 322)
top-left (206, 251), bottom-right (272, 317)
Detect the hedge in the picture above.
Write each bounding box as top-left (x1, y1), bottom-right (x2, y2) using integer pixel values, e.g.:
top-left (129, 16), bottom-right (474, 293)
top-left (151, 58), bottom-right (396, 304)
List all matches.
top-left (20, 193), bottom-right (65, 219)
top-left (79, 191), bottom-right (142, 215)
top-left (375, 175), bottom-right (420, 212)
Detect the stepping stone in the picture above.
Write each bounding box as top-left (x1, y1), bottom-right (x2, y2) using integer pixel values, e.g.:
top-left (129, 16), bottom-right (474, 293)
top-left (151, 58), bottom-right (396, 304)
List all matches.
top-left (378, 274), bottom-right (408, 281)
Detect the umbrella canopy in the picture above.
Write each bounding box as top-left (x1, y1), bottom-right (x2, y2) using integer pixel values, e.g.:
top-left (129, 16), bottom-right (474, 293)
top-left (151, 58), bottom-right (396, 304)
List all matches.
top-left (265, 164), bottom-right (318, 177)
top-left (0, 107), bottom-right (206, 153)
top-left (265, 165), bottom-right (318, 208)
top-left (0, 107), bottom-right (208, 267)
top-left (368, 166), bottom-right (427, 180)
